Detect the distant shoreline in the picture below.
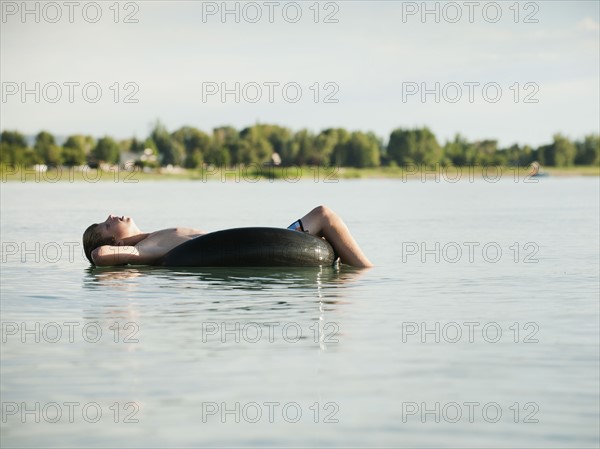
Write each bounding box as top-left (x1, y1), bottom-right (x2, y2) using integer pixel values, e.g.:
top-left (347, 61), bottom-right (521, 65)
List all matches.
top-left (1, 164), bottom-right (598, 183)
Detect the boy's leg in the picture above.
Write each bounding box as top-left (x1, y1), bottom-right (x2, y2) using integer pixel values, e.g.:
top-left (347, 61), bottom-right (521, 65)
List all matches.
top-left (298, 205), bottom-right (373, 268)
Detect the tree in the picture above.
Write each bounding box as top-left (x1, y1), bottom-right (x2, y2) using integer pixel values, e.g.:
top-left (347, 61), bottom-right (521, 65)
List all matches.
top-left (143, 137), bottom-right (158, 153)
top-left (263, 125), bottom-right (292, 161)
top-left (33, 131), bottom-right (62, 166)
top-left (128, 137), bottom-right (145, 153)
top-left (237, 125), bottom-right (275, 165)
top-left (91, 136), bottom-right (120, 165)
top-left (540, 134), bottom-right (577, 167)
top-left (471, 139), bottom-right (499, 165)
top-left (387, 127), bottom-right (442, 166)
top-left (312, 129), bottom-right (340, 166)
top-left (335, 131), bottom-right (380, 167)
top-left (172, 126), bottom-right (212, 168)
top-left (533, 144), bottom-right (548, 166)
top-left (150, 120), bottom-right (184, 166)
top-left (212, 126), bottom-right (240, 165)
top-left (443, 133), bottom-right (470, 165)
top-left (288, 129), bottom-right (315, 166)
top-left (203, 146), bottom-right (231, 166)
top-left (1, 130), bottom-right (30, 165)
top-left (575, 134), bottom-right (600, 165)
top-left (501, 143), bottom-right (534, 167)
top-left (34, 131), bottom-right (55, 151)
top-left (131, 137), bottom-right (160, 169)
top-left (326, 128), bottom-right (351, 167)
top-left (1, 130), bottom-right (27, 147)
top-left (62, 135), bottom-right (94, 166)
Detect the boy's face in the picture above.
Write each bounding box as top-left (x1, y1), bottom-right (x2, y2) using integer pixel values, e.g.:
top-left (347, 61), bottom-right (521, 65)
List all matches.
top-left (97, 214), bottom-right (141, 244)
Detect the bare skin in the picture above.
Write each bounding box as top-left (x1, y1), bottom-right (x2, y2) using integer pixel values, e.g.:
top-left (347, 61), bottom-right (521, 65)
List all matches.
top-left (298, 206), bottom-right (373, 268)
top-left (92, 206), bottom-right (373, 268)
top-left (92, 215), bottom-right (206, 266)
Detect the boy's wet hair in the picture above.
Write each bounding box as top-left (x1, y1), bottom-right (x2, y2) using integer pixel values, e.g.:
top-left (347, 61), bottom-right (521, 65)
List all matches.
top-left (82, 223), bottom-right (115, 265)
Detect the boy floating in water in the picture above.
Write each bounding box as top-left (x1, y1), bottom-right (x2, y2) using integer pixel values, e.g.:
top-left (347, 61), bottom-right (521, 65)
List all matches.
top-left (83, 205), bottom-right (373, 268)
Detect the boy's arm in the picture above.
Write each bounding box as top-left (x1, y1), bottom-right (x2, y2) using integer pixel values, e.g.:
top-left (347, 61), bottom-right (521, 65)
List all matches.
top-left (91, 245), bottom-right (143, 266)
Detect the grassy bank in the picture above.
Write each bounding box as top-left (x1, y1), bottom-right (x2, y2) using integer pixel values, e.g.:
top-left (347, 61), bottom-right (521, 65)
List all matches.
top-left (1, 164), bottom-right (598, 183)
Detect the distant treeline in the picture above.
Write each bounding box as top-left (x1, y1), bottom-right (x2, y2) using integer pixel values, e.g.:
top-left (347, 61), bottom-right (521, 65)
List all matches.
top-left (1, 122), bottom-right (598, 168)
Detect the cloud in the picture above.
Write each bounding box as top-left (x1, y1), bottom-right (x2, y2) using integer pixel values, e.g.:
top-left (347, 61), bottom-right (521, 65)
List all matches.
top-left (577, 17), bottom-right (600, 32)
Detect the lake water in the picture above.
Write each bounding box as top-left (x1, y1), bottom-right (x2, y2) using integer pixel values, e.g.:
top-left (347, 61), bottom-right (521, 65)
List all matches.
top-left (1, 175), bottom-right (599, 448)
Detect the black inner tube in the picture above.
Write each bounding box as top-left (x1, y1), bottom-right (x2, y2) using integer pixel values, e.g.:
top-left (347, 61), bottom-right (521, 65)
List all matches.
top-left (158, 227), bottom-right (337, 267)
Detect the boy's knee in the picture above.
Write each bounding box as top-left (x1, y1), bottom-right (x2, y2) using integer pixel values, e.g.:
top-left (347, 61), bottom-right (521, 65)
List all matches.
top-left (314, 205), bottom-right (332, 217)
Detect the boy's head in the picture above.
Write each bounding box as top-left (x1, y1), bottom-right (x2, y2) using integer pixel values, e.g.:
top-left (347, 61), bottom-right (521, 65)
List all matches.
top-left (83, 223), bottom-right (115, 264)
top-left (82, 215), bottom-right (140, 264)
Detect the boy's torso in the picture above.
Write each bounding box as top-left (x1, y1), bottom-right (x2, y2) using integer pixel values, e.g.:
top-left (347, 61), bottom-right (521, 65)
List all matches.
top-left (136, 227), bottom-right (207, 260)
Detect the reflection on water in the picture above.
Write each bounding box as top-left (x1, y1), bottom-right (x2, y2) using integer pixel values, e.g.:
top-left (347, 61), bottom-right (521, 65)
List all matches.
top-left (84, 265), bottom-right (366, 287)
top-left (82, 264), bottom-right (368, 300)
top-left (79, 265), bottom-right (369, 354)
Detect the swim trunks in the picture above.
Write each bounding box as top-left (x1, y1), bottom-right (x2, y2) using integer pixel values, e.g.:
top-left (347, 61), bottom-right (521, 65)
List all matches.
top-left (287, 219), bottom-right (307, 233)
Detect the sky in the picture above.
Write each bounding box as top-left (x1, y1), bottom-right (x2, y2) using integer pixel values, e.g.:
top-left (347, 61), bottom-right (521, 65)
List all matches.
top-left (1, 0), bottom-right (599, 147)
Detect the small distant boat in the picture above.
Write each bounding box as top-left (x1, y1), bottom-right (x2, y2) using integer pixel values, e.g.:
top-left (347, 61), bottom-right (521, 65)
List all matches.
top-left (529, 161), bottom-right (549, 177)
